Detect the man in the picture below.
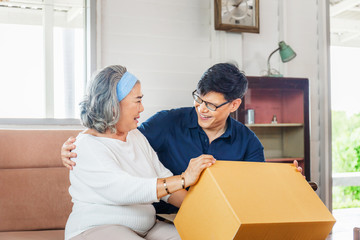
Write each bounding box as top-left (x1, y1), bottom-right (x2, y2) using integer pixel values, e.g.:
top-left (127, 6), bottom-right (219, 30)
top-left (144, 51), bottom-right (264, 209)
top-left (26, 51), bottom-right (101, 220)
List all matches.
top-left (62, 63), bottom-right (300, 213)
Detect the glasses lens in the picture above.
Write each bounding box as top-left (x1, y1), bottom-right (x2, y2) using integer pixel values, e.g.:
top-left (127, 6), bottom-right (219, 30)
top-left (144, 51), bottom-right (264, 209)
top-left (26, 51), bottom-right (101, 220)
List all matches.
top-left (193, 93), bottom-right (202, 104)
top-left (206, 103), bottom-right (216, 111)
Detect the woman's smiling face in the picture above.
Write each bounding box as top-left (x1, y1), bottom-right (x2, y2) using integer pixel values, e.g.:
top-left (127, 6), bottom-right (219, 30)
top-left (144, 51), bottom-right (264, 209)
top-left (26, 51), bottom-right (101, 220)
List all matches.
top-left (116, 82), bottom-right (144, 133)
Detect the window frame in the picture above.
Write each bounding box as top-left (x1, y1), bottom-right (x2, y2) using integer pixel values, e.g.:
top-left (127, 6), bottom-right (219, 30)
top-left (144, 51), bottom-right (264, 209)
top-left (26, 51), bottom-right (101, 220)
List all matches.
top-left (0, 0), bottom-right (96, 126)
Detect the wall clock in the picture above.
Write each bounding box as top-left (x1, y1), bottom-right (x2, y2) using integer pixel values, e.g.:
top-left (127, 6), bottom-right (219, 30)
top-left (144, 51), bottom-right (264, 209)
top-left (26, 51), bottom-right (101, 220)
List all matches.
top-left (215, 0), bottom-right (259, 33)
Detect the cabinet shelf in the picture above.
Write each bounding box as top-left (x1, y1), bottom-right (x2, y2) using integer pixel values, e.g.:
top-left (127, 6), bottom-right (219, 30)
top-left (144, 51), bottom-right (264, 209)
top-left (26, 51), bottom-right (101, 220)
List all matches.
top-left (232, 76), bottom-right (310, 180)
top-left (246, 123), bottom-right (303, 128)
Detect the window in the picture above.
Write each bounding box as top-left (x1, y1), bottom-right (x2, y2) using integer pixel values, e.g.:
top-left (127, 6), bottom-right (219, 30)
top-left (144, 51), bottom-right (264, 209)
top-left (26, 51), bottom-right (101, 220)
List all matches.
top-left (0, 0), bottom-right (94, 121)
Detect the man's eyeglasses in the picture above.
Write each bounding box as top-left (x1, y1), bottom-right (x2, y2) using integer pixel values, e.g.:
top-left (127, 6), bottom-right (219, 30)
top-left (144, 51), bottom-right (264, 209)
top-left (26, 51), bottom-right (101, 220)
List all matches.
top-left (192, 90), bottom-right (230, 111)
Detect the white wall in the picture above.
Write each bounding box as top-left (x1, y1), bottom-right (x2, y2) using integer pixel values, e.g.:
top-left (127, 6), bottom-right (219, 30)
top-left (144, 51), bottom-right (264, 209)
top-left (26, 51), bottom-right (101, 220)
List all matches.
top-left (98, 0), bottom-right (331, 207)
top-left (98, 0), bottom-right (243, 121)
top-left (242, 0), bottom-right (279, 76)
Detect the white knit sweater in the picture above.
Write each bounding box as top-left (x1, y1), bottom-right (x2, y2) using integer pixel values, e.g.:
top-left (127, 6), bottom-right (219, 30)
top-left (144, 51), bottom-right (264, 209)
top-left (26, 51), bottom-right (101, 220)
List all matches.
top-left (65, 129), bottom-right (173, 240)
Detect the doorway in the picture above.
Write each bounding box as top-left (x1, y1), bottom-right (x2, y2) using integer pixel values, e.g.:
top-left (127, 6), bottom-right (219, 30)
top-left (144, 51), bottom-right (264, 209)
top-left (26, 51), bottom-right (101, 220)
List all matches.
top-left (330, 0), bottom-right (360, 238)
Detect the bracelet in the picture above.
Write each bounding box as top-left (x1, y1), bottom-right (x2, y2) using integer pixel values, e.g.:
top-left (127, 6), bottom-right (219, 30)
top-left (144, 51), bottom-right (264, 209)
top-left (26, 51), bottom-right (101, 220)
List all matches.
top-left (163, 179), bottom-right (170, 194)
top-left (181, 173), bottom-right (185, 189)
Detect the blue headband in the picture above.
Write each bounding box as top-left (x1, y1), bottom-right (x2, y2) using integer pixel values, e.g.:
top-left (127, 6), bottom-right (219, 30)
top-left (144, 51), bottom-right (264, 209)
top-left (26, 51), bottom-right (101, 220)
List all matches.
top-left (116, 71), bottom-right (138, 102)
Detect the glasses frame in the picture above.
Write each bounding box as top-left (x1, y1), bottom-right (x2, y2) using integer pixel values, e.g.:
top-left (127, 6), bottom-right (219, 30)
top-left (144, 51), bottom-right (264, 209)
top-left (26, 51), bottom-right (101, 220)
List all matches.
top-left (192, 90), bottom-right (230, 111)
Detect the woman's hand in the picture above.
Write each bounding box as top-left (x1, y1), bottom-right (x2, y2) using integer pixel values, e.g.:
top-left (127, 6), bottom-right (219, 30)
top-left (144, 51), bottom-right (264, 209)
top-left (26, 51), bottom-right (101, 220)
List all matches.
top-left (156, 155), bottom-right (216, 200)
top-left (183, 154), bottom-right (216, 187)
top-left (61, 136), bottom-right (77, 170)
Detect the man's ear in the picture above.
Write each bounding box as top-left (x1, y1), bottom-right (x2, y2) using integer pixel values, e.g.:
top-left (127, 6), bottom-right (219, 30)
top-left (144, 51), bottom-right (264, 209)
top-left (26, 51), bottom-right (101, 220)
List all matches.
top-left (230, 98), bottom-right (242, 113)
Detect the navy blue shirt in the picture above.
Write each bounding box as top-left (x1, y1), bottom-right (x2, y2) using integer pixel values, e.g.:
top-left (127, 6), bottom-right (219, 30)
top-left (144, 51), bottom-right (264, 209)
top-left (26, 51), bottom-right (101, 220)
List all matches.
top-left (138, 107), bottom-right (264, 175)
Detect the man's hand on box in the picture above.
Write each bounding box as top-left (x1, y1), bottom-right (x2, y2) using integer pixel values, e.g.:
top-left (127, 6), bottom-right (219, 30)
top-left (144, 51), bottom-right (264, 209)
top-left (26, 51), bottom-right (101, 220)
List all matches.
top-left (293, 160), bottom-right (303, 174)
top-left (61, 136), bottom-right (77, 170)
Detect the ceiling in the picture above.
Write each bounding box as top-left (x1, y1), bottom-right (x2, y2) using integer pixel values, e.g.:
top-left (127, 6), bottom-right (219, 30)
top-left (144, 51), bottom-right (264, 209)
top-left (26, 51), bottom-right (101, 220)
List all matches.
top-left (330, 0), bottom-right (360, 47)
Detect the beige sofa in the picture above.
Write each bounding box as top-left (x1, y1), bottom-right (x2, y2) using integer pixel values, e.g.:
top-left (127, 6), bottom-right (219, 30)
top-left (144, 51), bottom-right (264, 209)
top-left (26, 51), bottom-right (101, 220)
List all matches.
top-left (0, 129), bottom-right (320, 240)
top-left (0, 129), bottom-right (81, 240)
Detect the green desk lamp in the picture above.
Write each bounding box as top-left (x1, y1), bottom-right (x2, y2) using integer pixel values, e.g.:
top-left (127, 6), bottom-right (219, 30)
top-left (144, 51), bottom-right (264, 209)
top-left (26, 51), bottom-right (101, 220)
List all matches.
top-left (266, 41), bottom-right (296, 77)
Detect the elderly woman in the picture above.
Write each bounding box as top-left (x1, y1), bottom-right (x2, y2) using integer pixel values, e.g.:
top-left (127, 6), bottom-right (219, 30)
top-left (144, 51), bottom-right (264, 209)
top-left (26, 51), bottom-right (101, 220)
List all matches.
top-left (65, 65), bottom-right (216, 240)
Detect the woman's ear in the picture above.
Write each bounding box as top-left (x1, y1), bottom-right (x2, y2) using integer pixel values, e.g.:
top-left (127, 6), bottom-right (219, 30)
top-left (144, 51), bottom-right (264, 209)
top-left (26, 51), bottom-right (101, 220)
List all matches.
top-left (230, 98), bottom-right (242, 113)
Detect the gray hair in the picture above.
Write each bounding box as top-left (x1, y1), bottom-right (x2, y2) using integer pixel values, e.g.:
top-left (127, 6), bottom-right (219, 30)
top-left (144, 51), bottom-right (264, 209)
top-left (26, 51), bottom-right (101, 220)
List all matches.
top-left (80, 65), bottom-right (127, 133)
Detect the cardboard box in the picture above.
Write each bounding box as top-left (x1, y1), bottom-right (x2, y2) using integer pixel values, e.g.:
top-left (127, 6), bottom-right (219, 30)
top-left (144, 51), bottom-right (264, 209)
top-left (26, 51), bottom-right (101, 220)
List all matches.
top-left (174, 161), bottom-right (335, 240)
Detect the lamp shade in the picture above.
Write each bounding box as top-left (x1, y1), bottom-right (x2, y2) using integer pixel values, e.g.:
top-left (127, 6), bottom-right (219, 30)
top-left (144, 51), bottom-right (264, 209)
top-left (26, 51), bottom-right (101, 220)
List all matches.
top-left (279, 41), bottom-right (297, 63)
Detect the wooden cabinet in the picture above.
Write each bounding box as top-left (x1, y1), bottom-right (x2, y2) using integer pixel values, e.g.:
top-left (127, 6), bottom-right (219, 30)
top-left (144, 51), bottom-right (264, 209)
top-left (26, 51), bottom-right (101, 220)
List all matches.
top-left (232, 77), bottom-right (310, 180)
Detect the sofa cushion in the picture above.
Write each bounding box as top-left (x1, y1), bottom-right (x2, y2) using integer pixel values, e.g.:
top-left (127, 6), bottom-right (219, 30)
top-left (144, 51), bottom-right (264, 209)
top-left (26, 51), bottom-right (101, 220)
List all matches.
top-left (0, 129), bottom-right (82, 169)
top-left (0, 230), bottom-right (64, 240)
top-left (0, 168), bottom-right (72, 231)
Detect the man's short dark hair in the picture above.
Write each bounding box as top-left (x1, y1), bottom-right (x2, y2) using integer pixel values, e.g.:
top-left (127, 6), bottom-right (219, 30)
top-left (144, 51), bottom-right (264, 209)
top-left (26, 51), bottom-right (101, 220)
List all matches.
top-left (196, 63), bottom-right (248, 101)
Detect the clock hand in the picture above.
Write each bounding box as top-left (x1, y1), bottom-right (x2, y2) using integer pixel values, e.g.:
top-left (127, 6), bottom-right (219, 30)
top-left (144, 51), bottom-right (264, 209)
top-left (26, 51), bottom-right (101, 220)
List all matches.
top-left (232, 0), bottom-right (245, 8)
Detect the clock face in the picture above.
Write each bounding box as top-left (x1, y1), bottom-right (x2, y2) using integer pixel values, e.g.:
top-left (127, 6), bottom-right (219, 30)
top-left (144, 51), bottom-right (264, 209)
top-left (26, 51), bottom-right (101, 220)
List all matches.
top-left (221, 0), bottom-right (255, 26)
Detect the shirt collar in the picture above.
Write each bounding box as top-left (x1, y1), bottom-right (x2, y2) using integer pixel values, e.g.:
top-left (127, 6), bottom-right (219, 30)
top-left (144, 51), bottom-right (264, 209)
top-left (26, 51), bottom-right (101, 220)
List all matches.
top-left (222, 117), bottom-right (233, 138)
top-left (187, 107), bottom-right (199, 129)
top-left (187, 107), bottom-right (233, 138)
